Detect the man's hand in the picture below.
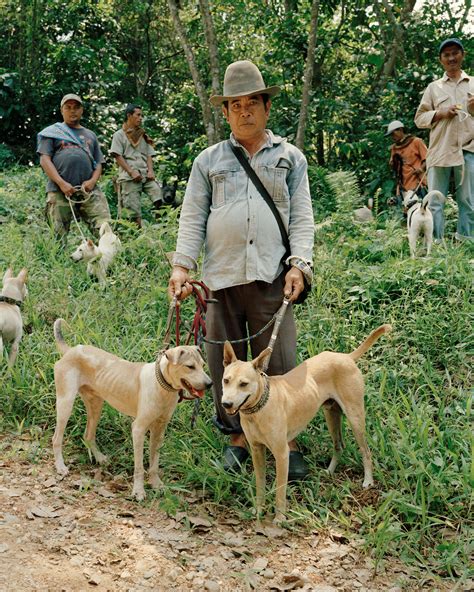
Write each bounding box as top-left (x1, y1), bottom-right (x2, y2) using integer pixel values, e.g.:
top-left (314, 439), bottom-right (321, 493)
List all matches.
top-left (436, 105), bottom-right (459, 120)
top-left (82, 179), bottom-right (96, 193)
top-left (283, 267), bottom-right (305, 302)
top-left (131, 170), bottom-right (142, 182)
top-left (146, 170), bottom-right (155, 181)
top-left (59, 180), bottom-right (75, 198)
top-left (168, 266), bottom-right (193, 301)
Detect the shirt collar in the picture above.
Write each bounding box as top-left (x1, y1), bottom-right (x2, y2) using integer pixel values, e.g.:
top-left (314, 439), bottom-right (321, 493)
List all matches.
top-left (229, 129), bottom-right (285, 150)
top-left (442, 70), bottom-right (470, 83)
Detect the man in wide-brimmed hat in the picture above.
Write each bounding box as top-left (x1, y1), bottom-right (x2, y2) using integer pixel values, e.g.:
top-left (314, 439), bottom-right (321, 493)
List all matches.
top-left (168, 60), bottom-right (314, 478)
top-left (415, 38), bottom-right (474, 241)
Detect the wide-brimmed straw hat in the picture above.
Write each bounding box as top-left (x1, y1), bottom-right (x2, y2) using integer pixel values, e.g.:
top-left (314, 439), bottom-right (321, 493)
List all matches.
top-left (209, 60), bottom-right (280, 107)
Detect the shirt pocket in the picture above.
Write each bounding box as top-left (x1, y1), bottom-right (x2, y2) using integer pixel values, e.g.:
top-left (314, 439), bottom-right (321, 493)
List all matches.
top-left (209, 168), bottom-right (238, 208)
top-left (434, 94), bottom-right (450, 109)
top-left (259, 160), bottom-right (291, 202)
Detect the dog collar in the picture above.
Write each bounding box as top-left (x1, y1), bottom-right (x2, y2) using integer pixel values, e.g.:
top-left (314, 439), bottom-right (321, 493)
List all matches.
top-left (154, 355), bottom-right (178, 392)
top-left (0, 295), bottom-right (23, 308)
top-left (240, 375), bottom-right (270, 415)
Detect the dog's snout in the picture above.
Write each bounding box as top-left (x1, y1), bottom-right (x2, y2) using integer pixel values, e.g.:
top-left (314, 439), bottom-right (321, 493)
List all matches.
top-left (222, 401), bottom-right (233, 409)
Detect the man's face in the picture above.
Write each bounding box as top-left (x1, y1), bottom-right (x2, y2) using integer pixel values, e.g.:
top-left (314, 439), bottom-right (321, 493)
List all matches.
top-left (223, 94), bottom-right (271, 142)
top-left (439, 45), bottom-right (464, 76)
top-left (127, 108), bottom-right (143, 128)
top-left (61, 100), bottom-right (83, 126)
top-left (391, 129), bottom-right (405, 142)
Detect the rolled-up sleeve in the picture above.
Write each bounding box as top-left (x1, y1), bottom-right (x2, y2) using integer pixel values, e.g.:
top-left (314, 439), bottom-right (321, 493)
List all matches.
top-left (172, 152), bottom-right (211, 270)
top-left (287, 154), bottom-right (314, 265)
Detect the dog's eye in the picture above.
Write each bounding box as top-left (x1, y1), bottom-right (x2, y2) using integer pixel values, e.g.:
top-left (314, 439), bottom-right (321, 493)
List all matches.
top-left (239, 381), bottom-right (248, 388)
top-left (223, 378), bottom-right (229, 384)
top-left (186, 364), bottom-right (196, 370)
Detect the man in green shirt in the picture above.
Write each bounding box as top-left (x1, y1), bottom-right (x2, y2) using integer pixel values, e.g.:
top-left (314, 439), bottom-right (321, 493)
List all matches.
top-left (110, 104), bottom-right (163, 227)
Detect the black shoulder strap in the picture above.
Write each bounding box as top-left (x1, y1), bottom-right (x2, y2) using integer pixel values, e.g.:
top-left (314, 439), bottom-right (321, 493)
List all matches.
top-left (229, 142), bottom-right (290, 258)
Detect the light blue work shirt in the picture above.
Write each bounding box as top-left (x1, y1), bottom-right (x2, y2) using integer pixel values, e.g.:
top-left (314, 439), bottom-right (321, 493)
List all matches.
top-left (172, 131), bottom-right (315, 291)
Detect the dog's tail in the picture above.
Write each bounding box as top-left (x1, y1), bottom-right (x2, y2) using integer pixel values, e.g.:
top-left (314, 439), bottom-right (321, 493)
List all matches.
top-left (349, 324), bottom-right (392, 361)
top-left (422, 190), bottom-right (445, 212)
top-left (54, 318), bottom-right (70, 354)
top-left (99, 221), bottom-right (112, 236)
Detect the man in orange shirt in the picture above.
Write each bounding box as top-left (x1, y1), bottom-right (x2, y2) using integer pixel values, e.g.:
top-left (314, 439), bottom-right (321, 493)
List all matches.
top-left (386, 120), bottom-right (428, 206)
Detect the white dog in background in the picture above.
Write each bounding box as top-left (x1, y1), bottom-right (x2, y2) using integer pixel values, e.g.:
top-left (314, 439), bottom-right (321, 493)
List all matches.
top-left (0, 268), bottom-right (28, 366)
top-left (71, 222), bottom-right (121, 284)
top-left (403, 190), bottom-right (445, 258)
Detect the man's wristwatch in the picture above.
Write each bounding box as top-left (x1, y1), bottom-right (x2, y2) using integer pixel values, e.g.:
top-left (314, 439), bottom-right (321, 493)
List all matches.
top-left (286, 256), bottom-right (313, 284)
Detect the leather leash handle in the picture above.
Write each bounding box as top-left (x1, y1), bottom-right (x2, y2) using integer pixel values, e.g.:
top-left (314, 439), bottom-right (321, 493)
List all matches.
top-left (229, 142), bottom-right (291, 259)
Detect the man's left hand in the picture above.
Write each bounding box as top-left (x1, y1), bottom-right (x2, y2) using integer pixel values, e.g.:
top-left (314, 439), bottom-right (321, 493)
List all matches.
top-left (146, 171), bottom-right (155, 181)
top-left (283, 267), bottom-right (304, 302)
top-left (82, 179), bottom-right (96, 193)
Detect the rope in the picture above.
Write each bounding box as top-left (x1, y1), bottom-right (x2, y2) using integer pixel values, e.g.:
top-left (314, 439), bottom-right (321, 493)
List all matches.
top-left (65, 186), bottom-right (93, 241)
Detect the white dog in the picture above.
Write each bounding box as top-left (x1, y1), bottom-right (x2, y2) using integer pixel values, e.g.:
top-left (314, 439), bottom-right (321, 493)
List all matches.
top-left (0, 268), bottom-right (28, 366)
top-left (71, 222), bottom-right (121, 284)
top-left (403, 190), bottom-right (445, 258)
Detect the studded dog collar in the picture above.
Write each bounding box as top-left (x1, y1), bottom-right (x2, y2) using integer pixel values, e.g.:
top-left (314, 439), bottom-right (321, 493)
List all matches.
top-left (154, 355), bottom-right (177, 392)
top-left (0, 295), bottom-right (23, 308)
top-left (240, 374), bottom-right (270, 415)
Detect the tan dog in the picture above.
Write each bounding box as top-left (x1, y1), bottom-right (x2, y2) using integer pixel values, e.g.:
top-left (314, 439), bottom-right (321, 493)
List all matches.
top-left (222, 324), bottom-right (392, 523)
top-left (70, 222), bottom-right (121, 285)
top-left (0, 268), bottom-right (28, 366)
top-left (52, 319), bottom-right (212, 500)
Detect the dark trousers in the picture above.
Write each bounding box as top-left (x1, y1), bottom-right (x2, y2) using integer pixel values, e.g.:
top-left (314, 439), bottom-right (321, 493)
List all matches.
top-left (205, 273), bottom-right (296, 434)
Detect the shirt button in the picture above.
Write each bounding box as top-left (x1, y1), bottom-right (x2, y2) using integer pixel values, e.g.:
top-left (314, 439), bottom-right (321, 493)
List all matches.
top-left (249, 240), bottom-right (253, 244)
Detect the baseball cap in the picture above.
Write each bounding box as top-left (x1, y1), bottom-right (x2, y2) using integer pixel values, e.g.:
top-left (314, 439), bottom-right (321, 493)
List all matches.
top-left (439, 38), bottom-right (464, 54)
top-left (60, 93), bottom-right (83, 107)
top-left (385, 120), bottom-right (405, 136)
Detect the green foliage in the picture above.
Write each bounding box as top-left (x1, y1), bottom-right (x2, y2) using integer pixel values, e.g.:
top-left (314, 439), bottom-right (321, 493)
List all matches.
top-left (1, 168), bottom-right (472, 584)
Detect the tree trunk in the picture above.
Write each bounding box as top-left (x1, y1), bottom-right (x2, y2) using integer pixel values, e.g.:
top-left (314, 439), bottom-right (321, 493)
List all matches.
top-left (198, 0), bottom-right (224, 141)
top-left (167, 0), bottom-right (218, 145)
top-left (295, 0), bottom-right (319, 151)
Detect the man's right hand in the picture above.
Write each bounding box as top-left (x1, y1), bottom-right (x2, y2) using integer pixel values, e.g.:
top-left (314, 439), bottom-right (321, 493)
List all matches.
top-left (131, 170), bottom-right (142, 182)
top-left (436, 105), bottom-right (459, 120)
top-left (168, 266), bottom-right (193, 301)
top-left (59, 181), bottom-right (76, 198)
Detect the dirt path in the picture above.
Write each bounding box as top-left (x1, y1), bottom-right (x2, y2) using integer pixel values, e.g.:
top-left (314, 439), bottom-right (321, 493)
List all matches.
top-left (0, 435), bottom-right (456, 592)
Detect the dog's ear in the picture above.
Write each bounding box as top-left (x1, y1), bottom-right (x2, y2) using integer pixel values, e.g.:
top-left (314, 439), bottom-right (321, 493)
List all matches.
top-left (252, 348), bottom-right (272, 371)
top-left (164, 348), bottom-right (179, 365)
top-left (87, 239), bottom-right (94, 247)
top-left (3, 268), bottom-right (13, 283)
top-left (223, 341), bottom-right (237, 366)
top-left (17, 268), bottom-right (28, 282)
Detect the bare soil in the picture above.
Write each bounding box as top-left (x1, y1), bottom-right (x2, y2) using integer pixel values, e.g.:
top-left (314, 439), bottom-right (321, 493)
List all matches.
top-left (0, 434), bottom-right (460, 592)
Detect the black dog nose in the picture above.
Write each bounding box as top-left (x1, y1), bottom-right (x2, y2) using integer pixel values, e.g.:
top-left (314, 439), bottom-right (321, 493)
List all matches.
top-left (222, 401), bottom-right (233, 409)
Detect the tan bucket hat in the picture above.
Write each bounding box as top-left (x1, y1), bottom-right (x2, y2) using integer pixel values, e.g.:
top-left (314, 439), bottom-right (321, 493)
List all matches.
top-left (210, 60), bottom-right (280, 106)
top-left (385, 120), bottom-right (404, 136)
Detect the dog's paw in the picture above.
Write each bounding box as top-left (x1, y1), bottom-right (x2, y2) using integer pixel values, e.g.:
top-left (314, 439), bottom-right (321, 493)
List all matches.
top-left (132, 486), bottom-right (146, 501)
top-left (55, 462), bottom-right (69, 477)
top-left (273, 512), bottom-right (286, 526)
top-left (148, 475), bottom-right (164, 490)
top-left (95, 452), bottom-right (108, 465)
top-left (362, 477), bottom-right (374, 489)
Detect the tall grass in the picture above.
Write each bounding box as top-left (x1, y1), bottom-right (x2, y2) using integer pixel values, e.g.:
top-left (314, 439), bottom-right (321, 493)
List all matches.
top-left (1, 168), bottom-right (472, 581)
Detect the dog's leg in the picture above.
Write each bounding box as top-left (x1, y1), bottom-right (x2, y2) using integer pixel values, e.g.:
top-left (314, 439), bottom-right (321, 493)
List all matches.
top-left (273, 442), bottom-right (290, 524)
top-left (81, 393), bottom-right (108, 465)
top-left (7, 336), bottom-right (20, 366)
top-left (148, 419), bottom-right (167, 490)
top-left (408, 231), bottom-right (417, 259)
top-left (250, 443), bottom-right (266, 521)
top-left (343, 400), bottom-right (374, 488)
top-left (131, 418), bottom-right (149, 501)
top-left (0, 335), bottom-right (4, 363)
top-left (52, 369), bottom-right (79, 476)
top-left (323, 400), bottom-right (344, 475)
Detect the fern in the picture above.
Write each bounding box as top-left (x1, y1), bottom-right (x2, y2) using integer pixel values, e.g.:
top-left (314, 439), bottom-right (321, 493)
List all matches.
top-left (326, 170), bottom-right (361, 214)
